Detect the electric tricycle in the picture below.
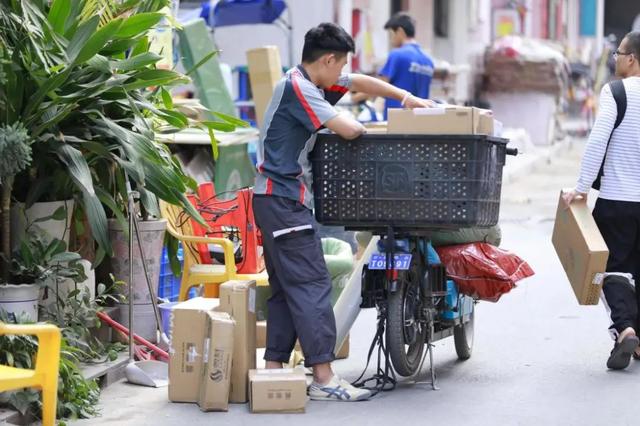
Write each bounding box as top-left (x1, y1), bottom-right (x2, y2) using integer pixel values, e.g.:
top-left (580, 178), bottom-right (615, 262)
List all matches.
top-left (310, 133), bottom-right (517, 388)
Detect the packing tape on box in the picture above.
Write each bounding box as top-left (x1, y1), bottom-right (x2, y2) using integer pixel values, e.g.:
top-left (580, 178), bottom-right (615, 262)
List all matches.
top-left (413, 107), bottom-right (447, 116)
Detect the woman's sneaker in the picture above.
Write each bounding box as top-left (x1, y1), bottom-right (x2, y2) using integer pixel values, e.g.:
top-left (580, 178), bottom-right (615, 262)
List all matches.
top-left (308, 376), bottom-right (372, 401)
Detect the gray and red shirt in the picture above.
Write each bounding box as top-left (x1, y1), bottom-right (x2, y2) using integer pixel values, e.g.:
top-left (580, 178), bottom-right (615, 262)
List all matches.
top-left (254, 65), bottom-right (352, 209)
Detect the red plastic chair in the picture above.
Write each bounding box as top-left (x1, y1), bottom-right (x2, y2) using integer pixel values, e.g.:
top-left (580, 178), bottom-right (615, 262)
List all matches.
top-left (190, 183), bottom-right (263, 275)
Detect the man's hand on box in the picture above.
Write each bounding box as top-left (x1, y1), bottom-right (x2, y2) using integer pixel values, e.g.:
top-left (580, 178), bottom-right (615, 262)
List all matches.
top-left (404, 96), bottom-right (436, 109)
top-left (561, 189), bottom-right (587, 209)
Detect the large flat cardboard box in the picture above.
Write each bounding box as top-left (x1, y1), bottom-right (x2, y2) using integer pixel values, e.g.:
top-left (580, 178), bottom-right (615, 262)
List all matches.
top-left (336, 333), bottom-right (350, 359)
top-left (247, 46), bottom-right (283, 128)
top-left (169, 297), bottom-right (220, 402)
top-left (387, 106), bottom-right (494, 135)
top-left (293, 334), bottom-right (350, 360)
top-left (257, 321), bottom-right (348, 357)
top-left (248, 369), bottom-right (307, 413)
top-left (256, 320), bottom-right (266, 349)
top-left (198, 311), bottom-right (235, 412)
top-left (217, 280), bottom-right (257, 403)
top-left (552, 192), bottom-right (609, 305)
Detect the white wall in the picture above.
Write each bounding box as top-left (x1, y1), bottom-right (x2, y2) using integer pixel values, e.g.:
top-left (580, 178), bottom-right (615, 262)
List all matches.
top-left (429, 0), bottom-right (492, 102)
top-left (409, 0), bottom-right (434, 53)
top-left (352, 0), bottom-right (392, 73)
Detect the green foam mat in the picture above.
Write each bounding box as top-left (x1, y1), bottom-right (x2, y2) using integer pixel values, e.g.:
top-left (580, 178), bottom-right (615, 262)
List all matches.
top-left (179, 18), bottom-right (236, 118)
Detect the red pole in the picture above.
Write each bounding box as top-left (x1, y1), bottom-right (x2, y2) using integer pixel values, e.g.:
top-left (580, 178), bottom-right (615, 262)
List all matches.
top-left (97, 311), bottom-right (169, 361)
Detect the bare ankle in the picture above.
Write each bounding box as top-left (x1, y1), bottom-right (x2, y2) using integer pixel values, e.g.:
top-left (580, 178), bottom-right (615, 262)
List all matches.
top-left (266, 361), bottom-right (284, 369)
top-left (618, 327), bottom-right (637, 342)
top-left (312, 362), bottom-right (334, 385)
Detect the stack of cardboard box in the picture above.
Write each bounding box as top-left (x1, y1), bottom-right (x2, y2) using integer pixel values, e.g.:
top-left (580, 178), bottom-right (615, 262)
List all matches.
top-left (168, 281), bottom-right (307, 413)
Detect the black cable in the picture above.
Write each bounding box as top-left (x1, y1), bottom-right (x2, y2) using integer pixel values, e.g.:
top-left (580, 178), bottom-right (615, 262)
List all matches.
top-left (351, 304), bottom-right (397, 396)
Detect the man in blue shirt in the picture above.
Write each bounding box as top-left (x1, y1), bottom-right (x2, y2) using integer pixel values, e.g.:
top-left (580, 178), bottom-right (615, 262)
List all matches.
top-left (380, 13), bottom-right (434, 119)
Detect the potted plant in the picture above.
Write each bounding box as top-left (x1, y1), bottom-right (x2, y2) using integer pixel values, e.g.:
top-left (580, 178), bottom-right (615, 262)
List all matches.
top-left (0, 0), bottom-right (246, 264)
top-left (0, 232), bottom-right (85, 321)
top-left (0, 1), bottom-right (247, 337)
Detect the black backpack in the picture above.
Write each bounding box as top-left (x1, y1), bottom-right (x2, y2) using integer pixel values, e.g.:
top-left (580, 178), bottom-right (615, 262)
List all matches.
top-left (592, 79), bottom-right (627, 190)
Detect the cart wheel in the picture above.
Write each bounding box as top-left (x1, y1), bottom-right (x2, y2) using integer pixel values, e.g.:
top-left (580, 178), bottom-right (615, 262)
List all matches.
top-left (386, 260), bottom-right (426, 377)
top-left (454, 309), bottom-right (474, 360)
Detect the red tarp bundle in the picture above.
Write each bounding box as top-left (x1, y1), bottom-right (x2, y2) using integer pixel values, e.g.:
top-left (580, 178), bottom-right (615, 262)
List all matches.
top-left (435, 243), bottom-right (535, 302)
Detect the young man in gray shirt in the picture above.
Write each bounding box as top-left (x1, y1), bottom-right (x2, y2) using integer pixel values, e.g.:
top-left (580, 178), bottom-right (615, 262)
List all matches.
top-left (253, 22), bottom-right (432, 400)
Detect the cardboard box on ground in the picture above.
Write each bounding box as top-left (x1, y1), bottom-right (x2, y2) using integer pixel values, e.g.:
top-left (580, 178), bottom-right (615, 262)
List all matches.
top-left (215, 280), bottom-right (257, 403)
top-left (168, 297), bottom-right (221, 403)
top-left (198, 311), bottom-right (234, 412)
top-left (249, 369), bottom-right (307, 413)
top-left (387, 106), bottom-right (495, 135)
top-left (552, 191), bottom-right (609, 305)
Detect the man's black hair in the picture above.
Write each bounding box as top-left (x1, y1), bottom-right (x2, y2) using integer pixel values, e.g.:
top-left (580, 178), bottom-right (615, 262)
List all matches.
top-left (301, 23), bottom-right (355, 63)
top-left (625, 31), bottom-right (640, 59)
top-left (384, 12), bottom-right (416, 38)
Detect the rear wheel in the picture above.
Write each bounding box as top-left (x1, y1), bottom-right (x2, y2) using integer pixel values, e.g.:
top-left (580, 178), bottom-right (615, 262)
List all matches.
top-left (454, 309), bottom-right (474, 360)
top-left (386, 260), bottom-right (427, 376)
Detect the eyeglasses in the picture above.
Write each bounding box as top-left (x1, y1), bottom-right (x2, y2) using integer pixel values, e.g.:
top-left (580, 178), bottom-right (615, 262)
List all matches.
top-left (613, 50), bottom-right (633, 59)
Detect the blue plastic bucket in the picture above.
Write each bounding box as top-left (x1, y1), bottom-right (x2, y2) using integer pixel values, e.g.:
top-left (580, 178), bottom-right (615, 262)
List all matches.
top-left (159, 301), bottom-right (179, 339)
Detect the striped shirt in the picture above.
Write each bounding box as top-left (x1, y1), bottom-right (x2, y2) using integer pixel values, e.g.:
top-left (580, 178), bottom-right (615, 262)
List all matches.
top-left (576, 77), bottom-right (640, 201)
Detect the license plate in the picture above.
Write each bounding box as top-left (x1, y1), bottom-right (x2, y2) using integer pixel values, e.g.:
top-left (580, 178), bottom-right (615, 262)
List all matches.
top-left (368, 254), bottom-right (412, 270)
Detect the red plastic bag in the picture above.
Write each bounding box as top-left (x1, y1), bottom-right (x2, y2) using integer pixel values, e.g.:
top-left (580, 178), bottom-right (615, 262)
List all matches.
top-left (435, 243), bottom-right (535, 302)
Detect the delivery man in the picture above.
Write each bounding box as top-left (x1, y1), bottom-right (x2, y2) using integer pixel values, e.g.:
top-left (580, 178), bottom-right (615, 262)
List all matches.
top-left (379, 13), bottom-right (435, 119)
top-left (253, 22), bottom-right (433, 401)
top-left (563, 31), bottom-right (640, 370)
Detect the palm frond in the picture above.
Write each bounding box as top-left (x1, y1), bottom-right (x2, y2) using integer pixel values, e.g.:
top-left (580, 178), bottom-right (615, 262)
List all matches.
top-left (80, 0), bottom-right (117, 27)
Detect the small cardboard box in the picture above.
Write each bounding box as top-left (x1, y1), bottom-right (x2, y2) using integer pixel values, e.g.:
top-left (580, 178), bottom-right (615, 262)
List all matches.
top-left (387, 106), bottom-right (494, 135)
top-left (247, 46), bottom-right (283, 128)
top-left (198, 311), bottom-right (235, 412)
top-left (168, 297), bottom-right (220, 403)
top-left (217, 280), bottom-right (257, 403)
top-left (248, 369), bottom-right (307, 413)
top-left (552, 192), bottom-right (609, 305)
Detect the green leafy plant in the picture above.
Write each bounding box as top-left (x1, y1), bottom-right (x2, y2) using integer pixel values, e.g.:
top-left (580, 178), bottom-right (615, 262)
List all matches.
top-left (0, 0), bottom-right (247, 266)
top-left (7, 234), bottom-right (85, 286)
top-left (42, 277), bottom-right (126, 363)
top-left (0, 313), bottom-right (100, 422)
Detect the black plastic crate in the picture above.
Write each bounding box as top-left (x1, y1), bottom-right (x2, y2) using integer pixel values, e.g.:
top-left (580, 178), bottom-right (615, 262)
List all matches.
top-left (310, 133), bottom-right (508, 230)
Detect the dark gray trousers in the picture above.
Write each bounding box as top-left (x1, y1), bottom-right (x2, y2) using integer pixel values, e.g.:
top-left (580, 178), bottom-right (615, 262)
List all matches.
top-left (253, 195), bottom-right (336, 367)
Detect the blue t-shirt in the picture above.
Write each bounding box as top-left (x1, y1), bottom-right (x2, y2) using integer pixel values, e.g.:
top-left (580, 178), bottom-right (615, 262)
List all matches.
top-left (379, 43), bottom-right (434, 119)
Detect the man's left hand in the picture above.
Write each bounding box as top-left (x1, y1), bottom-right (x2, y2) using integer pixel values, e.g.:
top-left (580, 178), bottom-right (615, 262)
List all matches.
top-left (404, 96), bottom-right (436, 109)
